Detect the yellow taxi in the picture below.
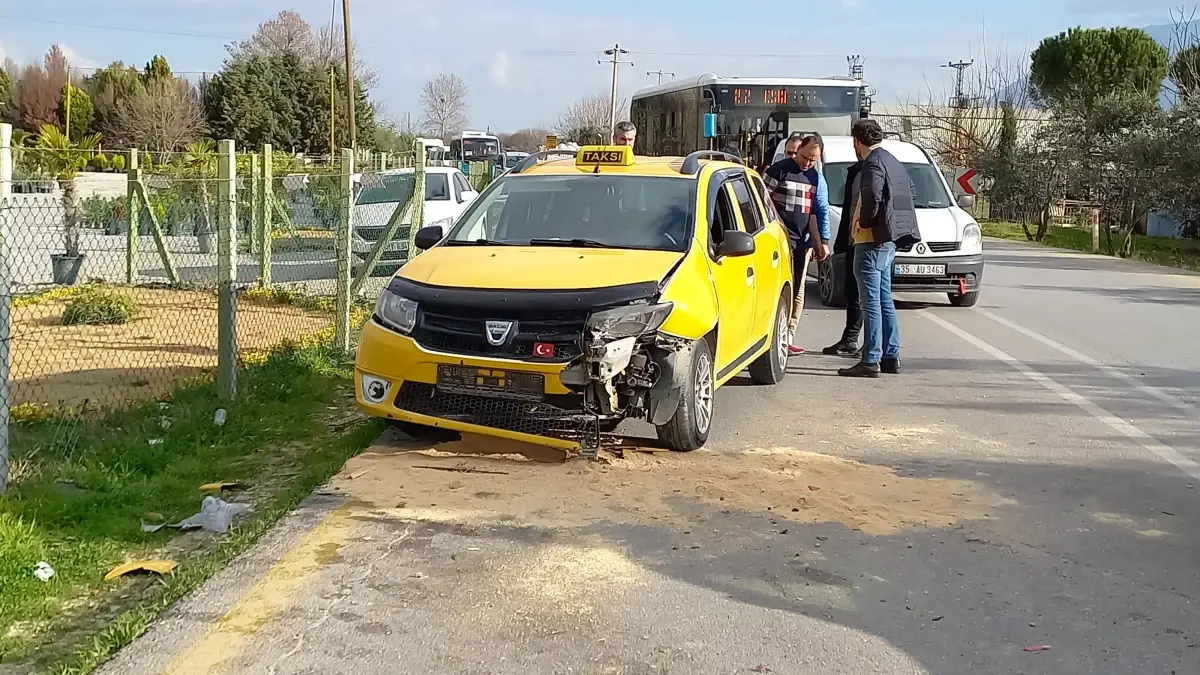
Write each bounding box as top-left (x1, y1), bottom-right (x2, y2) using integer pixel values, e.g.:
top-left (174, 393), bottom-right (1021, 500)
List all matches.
top-left (354, 145), bottom-right (794, 457)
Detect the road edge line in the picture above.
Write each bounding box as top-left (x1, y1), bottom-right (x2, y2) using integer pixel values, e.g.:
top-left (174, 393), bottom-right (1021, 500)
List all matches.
top-left (923, 311), bottom-right (1200, 481)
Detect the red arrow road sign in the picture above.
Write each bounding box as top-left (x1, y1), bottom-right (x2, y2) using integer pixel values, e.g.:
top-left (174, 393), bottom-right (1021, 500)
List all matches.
top-left (955, 168), bottom-right (979, 195)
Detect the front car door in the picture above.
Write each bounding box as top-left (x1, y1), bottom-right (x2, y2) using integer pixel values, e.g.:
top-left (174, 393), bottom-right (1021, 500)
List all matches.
top-left (705, 173), bottom-right (757, 378)
top-left (730, 173), bottom-right (782, 338)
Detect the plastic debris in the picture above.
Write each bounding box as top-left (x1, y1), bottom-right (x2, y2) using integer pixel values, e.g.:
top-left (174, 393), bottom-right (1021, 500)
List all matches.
top-left (141, 496), bottom-right (252, 534)
top-left (148, 438), bottom-right (163, 446)
top-left (199, 481), bottom-right (246, 493)
top-left (1023, 645), bottom-right (1051, 652)
top-left (104, 560), bottom-right (178, 581)
top-left (214, 409), bottom-right (227, 426)
top-left (33, 561), bottom-right (55, 582)
top-left (174, 496), bottom-right (253, 533)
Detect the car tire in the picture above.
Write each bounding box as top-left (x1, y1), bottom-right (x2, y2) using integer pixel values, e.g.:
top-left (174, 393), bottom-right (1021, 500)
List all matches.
top-left (748, 293), bottom-right (789, 385)
top-left (656, 338), bottom-right (714, 452)
top-left (818, 256), bottom-right (846, 308)
top-left (948, 290), bottom-right (980, 307)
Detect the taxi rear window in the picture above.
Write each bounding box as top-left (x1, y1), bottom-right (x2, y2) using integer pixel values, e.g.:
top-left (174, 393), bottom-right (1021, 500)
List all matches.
top-left (446, 175), bottom-right (695, 252)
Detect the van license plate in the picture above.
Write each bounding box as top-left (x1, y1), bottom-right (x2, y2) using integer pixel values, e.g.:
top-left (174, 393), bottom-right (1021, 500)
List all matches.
top-left (894, 264), bottom-right (945, 276)
top-left (436, 365), bottom-right (544, 402)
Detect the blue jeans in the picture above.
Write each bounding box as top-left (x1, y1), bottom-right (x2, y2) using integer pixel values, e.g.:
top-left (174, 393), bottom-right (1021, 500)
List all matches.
top-left (853, 242), bottom-right (899, 364)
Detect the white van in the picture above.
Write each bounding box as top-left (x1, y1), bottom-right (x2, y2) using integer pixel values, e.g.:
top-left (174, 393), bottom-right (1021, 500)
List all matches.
top-left (350, 166), bottom-right (478, 263)
top-left (774, 136), bottom-right (983, 307)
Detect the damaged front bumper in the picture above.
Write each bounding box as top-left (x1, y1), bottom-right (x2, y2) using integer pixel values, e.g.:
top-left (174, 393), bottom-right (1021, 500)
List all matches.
top-left (560, 302), bottom-right (694, 457)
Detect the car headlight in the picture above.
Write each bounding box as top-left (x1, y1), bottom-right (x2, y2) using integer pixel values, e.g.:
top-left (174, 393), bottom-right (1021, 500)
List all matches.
top-left (375, 290), bottom-right (418, 334)
top-left (587, 302), bottom-right (673, 340)
top-left (962, 223), bottom-right (982, 249)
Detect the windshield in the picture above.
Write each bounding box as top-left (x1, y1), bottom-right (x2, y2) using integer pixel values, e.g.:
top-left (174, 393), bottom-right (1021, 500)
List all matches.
top-left (445, 175), bottom-right (695, 252)
top-left (355, 173), bottom-right (450, 204)
top-left (461, 138), bottom-right (500, 159)
top-left (823, 162), bottom-right (953, 209)
top-left (504, 155), bottom-right (528, 168)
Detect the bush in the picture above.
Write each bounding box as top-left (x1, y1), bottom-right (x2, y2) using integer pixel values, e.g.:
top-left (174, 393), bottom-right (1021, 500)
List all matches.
top-left (111, 154), bottom-right (126, 172)
top-left (89, 154), bottom-right (110, 171)
top-left (61, 286), bottom-right (139, 326)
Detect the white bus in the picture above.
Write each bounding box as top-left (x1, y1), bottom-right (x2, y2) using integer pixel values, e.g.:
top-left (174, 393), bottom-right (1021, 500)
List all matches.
top-left (630, 74), bottom-right (870, 170)
top-left (449, 130), bottom-right (501, 163)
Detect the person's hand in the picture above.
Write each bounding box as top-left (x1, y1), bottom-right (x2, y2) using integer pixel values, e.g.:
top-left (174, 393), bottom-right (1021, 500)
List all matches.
top-left (813, 242), bottom-right (830, 262)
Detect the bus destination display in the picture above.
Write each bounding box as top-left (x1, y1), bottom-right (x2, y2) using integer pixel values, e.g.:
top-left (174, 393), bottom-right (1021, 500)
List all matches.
top-left (728, 86), bottom-right (854, 110)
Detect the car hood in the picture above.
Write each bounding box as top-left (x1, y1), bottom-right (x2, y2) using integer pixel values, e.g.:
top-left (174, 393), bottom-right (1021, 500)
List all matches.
top-left (828, 205), bottom-right (964, 243)
top-left (397, 246), bottom-right (685, 290)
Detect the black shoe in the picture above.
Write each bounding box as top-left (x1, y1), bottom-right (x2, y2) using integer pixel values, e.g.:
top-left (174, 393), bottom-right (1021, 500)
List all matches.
top-left (822, 341), bottom-right (858, 356)
top-left (881, 357), bottom-right (901, 374)
top-left (838, 362), bottom-right (881, 378)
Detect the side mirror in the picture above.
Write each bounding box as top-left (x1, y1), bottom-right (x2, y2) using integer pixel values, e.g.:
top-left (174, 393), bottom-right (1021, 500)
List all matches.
top-left (413, 225), bottom-right (445, 251)
top-left (716, 230), bottom-right (755, 258)
top-left (956, 194), bottom-right (976, 209)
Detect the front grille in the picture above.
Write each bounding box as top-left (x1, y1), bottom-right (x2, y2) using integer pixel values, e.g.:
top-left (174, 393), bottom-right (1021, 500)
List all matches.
top-left (356, 225), bottom-right (411, 242)
top-left (412, 305), bottom-right (587, 361)
top-left (897, 241), bottom-right (961, 253)
top-left (396, 382), bottom-right (595, 441)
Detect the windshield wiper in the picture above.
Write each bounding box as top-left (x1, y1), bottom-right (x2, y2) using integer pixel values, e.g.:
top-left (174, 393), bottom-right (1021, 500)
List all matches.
top-left (444, 238), bottom-right (513, 246)
top-left (527, 238), bottom-right (610, 248)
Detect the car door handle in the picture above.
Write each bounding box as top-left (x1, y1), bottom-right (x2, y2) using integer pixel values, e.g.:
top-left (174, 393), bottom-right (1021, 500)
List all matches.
top-left (746, 268), bottom-right (754, 278)
top-left (771, 250), bottom-right (780, 269)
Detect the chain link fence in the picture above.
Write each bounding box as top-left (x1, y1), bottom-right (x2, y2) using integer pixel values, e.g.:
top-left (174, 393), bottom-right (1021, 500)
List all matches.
top-left (0, 128), bottom-right (446, 493)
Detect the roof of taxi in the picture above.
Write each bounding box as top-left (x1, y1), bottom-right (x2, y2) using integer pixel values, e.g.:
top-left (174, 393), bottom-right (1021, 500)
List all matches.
top-left (513, 154), bottom-right (743, 178)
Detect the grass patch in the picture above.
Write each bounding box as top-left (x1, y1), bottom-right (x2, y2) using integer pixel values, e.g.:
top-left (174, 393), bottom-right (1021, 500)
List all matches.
top-left (60, 287), bottom-right (140, 326)
top-left (0, 338), bottom-right (385, 672)
top-left (981, 220), bottom-right (1200, 272)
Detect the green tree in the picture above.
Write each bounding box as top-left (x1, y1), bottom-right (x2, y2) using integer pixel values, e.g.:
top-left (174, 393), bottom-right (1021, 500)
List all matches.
top-left (58, 83), bottom-right (94, 140)
top-left (1171, 44), bottom-right (1200, 103)
top-left (204, 52), bottom-right (376, 153)
top-left (0, 68), bottom-right (11, 112)
top-left (33, 125), bottom-right (102, 258)
top-left (143, 55), bottom-right (172, 84)
top-left (1030, 27), bottom-right (1168, 108)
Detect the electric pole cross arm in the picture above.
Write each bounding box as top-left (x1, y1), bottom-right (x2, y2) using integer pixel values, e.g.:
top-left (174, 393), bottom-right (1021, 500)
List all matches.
top-left (599, 44), bottom-right (634, 134)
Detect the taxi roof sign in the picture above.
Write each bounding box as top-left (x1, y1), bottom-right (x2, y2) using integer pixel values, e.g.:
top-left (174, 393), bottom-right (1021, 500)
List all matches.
top-left (576, 145), bottom-right (635, 167)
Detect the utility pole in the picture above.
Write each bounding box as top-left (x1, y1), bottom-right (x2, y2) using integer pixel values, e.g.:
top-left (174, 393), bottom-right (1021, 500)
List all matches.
top-left (943, 59), bottom-right (973, 108)
top-left (341, 0), bottom-right (357, 150)
top-left (599, 44), bottom-right (632, 135)
top-left (943, 59), bottom-right (974, 169)
top-left (646, 69), bottom-right (674, 85)
top-left (846, 55), bottom-right (864, 80)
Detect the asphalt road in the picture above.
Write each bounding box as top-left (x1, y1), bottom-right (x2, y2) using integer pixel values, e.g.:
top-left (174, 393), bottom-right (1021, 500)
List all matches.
top-left (97, 239), bottom-right (1200, 675)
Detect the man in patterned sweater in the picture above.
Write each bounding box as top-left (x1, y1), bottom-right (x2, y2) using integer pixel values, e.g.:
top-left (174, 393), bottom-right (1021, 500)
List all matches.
top-left (763, 133), bottom-right (831, 356)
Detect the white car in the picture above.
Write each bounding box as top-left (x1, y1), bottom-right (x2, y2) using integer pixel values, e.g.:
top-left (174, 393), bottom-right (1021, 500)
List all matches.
top-left (350, 166), bottom-right (478, 262)
top-left (774, 136), bottom-right (983, 308)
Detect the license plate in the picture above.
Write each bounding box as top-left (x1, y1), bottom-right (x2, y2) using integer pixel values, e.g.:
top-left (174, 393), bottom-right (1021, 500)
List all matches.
top-left (384, 240), bottom-right (408, 252)
top-left (436, 365), bottom-right (545, 402)
top-left (894, 263), bottom-right (946, 276)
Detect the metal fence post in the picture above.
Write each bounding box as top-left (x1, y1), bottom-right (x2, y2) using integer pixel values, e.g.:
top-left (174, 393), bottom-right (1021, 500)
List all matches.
top-left (125, 148), bottom-right (140, 283)
top-left (258, 144), bottom-right (273, 286)
top-left (334, 148), bottom-right (354, 353)
top-left (249, 152), bottom-right (260, 256)
top-left (216, 140), bottom-right (238, 400)
top-left (0, 124), bottom-right (12, 495)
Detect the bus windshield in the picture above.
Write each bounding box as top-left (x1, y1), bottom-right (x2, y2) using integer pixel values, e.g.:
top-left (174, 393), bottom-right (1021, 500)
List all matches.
top-left (461, 138), bottom-right (500, 159)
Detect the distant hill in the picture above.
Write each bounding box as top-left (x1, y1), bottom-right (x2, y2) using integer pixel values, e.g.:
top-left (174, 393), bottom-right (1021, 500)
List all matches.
top-left (1000, 20), bottom-right (1195, 109)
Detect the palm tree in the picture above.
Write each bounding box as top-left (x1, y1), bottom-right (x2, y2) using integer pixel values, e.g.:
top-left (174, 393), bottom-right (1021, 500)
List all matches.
top-left (183, 139), bottom-right (217, 252)
top-left (34, 124), bottom-right (101, 260)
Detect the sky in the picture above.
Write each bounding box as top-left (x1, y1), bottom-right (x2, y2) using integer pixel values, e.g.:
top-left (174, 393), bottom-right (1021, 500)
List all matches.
top-left (0, 0), bottom-right (1194, 132)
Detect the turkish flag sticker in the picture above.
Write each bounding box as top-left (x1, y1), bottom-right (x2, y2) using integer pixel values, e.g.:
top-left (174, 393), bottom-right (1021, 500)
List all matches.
top-left (533, 342), bottom-right (555, 358)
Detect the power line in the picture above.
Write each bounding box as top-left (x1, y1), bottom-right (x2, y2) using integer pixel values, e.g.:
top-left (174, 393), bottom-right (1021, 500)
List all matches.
top-left (0, 15), bottom-right (238, 39)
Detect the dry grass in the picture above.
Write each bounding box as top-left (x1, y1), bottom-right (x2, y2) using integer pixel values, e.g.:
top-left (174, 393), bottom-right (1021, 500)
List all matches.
top-left (10, 287), bottom-right (332, 412)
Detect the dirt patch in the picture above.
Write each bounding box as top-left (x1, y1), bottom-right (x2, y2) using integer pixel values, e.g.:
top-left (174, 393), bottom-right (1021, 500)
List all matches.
top-left (329, 433), bottom-right (1005, 535)
top-left (10, 288), bottom-right (330, 410)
